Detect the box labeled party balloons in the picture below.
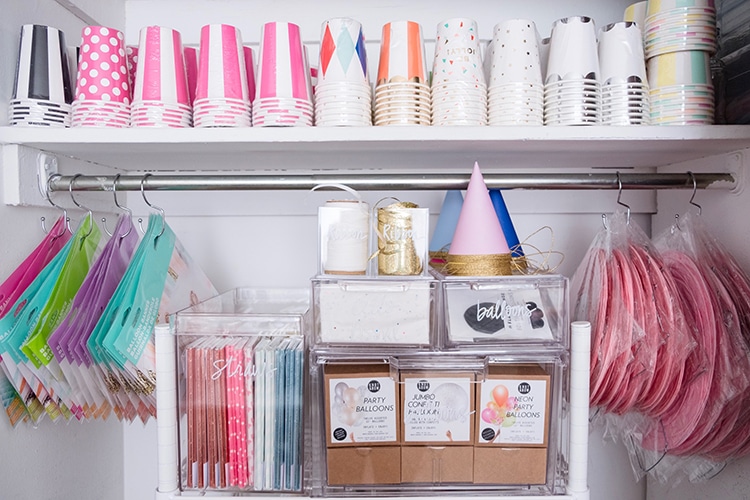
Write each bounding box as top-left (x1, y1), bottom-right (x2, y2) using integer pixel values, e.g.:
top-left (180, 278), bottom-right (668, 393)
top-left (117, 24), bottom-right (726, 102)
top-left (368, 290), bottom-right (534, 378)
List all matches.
top-left (324, 364), bottom-right (399, 446)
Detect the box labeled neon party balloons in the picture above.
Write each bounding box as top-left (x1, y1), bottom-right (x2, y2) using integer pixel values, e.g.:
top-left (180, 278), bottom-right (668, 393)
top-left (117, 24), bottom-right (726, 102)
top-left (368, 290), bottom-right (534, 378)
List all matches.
top-left (474, 364), bottom-right (551, 485)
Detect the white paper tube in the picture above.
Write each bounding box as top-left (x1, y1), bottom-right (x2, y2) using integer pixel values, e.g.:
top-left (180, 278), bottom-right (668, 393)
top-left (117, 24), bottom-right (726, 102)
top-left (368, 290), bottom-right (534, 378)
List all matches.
top-left (155, 324), bottom-right (179, 493)
top-left (568, 320), bottom-right (591, 495)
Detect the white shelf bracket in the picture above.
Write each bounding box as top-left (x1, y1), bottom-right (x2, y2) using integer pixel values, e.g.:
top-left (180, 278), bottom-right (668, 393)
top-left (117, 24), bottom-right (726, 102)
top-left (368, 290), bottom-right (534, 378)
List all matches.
top-left (1, 145), bottom-right (58, 207)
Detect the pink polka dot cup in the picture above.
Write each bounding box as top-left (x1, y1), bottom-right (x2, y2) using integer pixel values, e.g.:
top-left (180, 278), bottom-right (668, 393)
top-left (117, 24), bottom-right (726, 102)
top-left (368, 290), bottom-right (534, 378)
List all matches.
top-left (75, 26), bottom-right (129, 104)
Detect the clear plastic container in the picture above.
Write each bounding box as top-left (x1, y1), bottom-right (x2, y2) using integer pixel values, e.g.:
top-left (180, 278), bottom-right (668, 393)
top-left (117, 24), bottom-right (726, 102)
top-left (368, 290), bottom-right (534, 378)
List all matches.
top-left (172, 287), bottom-right (311, 494)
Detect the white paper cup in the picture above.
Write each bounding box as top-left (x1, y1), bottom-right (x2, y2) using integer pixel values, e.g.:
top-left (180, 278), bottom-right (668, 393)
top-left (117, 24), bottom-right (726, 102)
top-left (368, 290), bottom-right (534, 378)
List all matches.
top-left (489, 19), bottom-right (543, 86)
top-left (318, 18), bottom-right (369, 85)
top-left (376, 21), bottom-right (428, 85)
top-left (546, 16), bottom-right (600, 83)
top-left (598, 22), bottom-right (647, 85)
top-left (432, 18), bottom-right (485, 86)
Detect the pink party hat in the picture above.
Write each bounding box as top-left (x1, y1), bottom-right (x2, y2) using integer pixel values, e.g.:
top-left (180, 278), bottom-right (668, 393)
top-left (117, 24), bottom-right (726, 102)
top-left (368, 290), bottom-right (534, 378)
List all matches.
top-left (449, 162), bottom-right (511, 256)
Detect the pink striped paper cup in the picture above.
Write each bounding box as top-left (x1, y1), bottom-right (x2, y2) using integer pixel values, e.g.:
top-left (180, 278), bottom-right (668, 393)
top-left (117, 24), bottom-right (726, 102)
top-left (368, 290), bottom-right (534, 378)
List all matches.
top-left (255, 22), bottom-right (313, 103)
top-left (184, 46), bottom-right (198, 106)
top-left (243, 46), bottom-right (256, 105)
top-left (195, 24), bottom-right (250, 102)
top-left (132, 25), bottom-right (190, 107)
top-left (75, 26), bottom-right (129, 104)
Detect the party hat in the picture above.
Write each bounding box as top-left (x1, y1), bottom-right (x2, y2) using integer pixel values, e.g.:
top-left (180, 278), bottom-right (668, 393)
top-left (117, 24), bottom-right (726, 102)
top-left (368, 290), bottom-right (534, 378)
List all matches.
top-left (489, 189), bottom-right (524, 259)
top-left (429, 190), bottom-right (464, 258)
top-left (447, 163), bottom-right (512, 276)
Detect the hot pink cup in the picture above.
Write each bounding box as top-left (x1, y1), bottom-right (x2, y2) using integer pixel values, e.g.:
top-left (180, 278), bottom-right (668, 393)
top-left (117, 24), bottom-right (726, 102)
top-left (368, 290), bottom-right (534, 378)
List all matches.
top-left (132, 26), bottom-right (190, 106)
top-left (195, 24), bottom-right (250, 102)
top-left (75, 26), bottom-right (129, 104)
top-left (255, 22), bottom-right (312, 102)
top-left (184, 46), bottom-right (198, 106)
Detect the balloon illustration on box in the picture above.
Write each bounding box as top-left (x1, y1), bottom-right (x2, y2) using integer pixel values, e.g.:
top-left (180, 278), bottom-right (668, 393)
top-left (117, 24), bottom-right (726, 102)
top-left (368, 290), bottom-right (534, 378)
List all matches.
top-left (481, 384), bottom-right (518, 437)
top-left (333, 381), bottom-right (364, 426)
top-left (433, 382), bottom-right (470, 423)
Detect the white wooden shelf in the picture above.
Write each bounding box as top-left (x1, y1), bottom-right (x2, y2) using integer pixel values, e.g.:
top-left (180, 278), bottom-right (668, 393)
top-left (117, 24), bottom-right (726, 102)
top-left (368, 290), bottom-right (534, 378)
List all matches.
top-left (2, 125), bottom-right (749, 173)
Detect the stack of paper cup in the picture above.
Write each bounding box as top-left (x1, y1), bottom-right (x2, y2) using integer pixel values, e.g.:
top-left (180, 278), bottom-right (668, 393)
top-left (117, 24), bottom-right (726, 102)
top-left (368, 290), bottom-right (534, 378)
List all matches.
top-left (253, 22), bottom-right (313, 127)
top-left (487, 19), bottom-right (543, 126)
top-left (431, 18), bottom-right (487, 126)
top-left (373, 21), bottom-right (430, 126)
top-left (315, 18), bottom-right (371, 127)
top-left (72, 26), bottom-right (130, 128)
top-left (647, 51), bottom-right (714, 124)
top-left (599, 22), bottom-right (650, 125)
top-left (10, 25), bottom-right (73, 127)
top-left (644, 0), bottom-right (716, 125)
top-left (194, 24), bottom-right (252, 127)
top-left (131, 26), bottom-right (192, 128)
top-left (643, 0), bottom-right (717, 59)
top-left (544, 16), bottom-right (601, 126)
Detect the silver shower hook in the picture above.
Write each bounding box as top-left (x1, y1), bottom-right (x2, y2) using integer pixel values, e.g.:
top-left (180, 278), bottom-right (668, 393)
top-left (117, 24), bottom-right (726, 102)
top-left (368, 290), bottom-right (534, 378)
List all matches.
top-left (69, 174), bottom-right (94, 239)
top-left (141, 173), bottom-right (166, 238)
top-left (687, 171), bottom-right (703, 216)
top-left (41, 173), bottom-right (71, 237)
top-left (102, 174), bottom-right (134, 238)
top-left (615, 172), bottom-right (631, 224)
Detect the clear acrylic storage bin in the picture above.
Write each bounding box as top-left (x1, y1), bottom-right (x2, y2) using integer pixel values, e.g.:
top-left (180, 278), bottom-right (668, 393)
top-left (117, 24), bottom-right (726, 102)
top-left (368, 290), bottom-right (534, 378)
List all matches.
top-left (172, 287), bottom-right (311, 495)
top-left (308, 351), bottom-right (568, 497)
top-left (311, 276), bottom-right (438, 348)
top-left (432, 270), bottom-right (569, 350)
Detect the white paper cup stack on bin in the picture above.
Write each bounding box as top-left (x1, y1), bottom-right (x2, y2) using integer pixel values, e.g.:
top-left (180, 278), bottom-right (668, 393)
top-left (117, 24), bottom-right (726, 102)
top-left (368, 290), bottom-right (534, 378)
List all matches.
top-left (431, 18), bottom-right (487, 126)
top-left (131, 25), bottom-right (192, 127)
top-left (373, 20), bottom-right (431, 126)
top-left (314, 18), bottom-right (372, 127)
top-left (598, 21), bottom-right (650, 125)
top-left (252, 21), bottom-right (314, 127)
top-left (487, 19), bottom-right (544, 126)
top-left (544, 16), bottom-right (602, 126)
top-left (643, 0), bottom-right (717, 125)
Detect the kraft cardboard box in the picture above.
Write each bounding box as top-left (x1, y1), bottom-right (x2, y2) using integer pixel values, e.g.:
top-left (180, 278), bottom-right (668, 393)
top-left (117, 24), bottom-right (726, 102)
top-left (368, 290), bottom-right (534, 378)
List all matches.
top-left (400, 371), bottom-right (475, 446)
top-left (473, 447), bottom-right (548, 485)
top-left (474, 364), bottom-right (550, 447)
top-left (324, 363), bottom-right (399, 447)
top-left (326, 446), bottom-right (401, 485)
top-left (401, 445), bottom-right (474, 484)
top-left (473, 364), bottom-right (551, 485)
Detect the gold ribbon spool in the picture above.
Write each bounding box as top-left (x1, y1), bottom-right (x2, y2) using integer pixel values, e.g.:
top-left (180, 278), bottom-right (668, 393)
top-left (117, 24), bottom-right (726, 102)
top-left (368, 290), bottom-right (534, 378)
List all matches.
top-left (377, 201), bottom-right (423, 276)
top-left (445, 253), bottom-right (512, 277)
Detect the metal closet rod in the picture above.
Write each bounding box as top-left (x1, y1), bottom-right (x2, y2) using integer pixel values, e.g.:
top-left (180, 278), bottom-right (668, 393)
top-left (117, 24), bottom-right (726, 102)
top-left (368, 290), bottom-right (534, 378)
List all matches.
top-left (48, 172), bottom-right (735, 192)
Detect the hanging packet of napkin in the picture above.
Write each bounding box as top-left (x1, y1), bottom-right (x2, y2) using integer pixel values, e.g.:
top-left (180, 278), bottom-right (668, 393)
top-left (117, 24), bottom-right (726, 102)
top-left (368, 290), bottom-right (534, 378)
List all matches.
top-left (47, 214), bottom-right (139, 420)
top-left (91, 214), bottom-right (217, 422)
top-left (0, 215), bottom-right (100, 423)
